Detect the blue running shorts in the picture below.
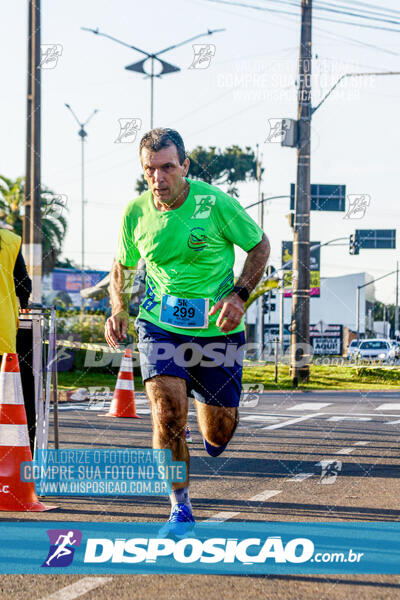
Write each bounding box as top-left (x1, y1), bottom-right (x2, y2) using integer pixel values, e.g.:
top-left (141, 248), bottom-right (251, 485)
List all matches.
top-left (135, 318), bottom-right (246, 407)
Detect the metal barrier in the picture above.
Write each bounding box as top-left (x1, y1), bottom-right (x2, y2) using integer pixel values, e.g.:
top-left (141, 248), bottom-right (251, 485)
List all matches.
top-left (19, 305), bottom-right (59, 453)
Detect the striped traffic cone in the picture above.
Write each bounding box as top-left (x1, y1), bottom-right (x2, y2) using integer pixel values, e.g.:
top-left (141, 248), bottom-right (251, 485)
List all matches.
top-left (106, 348), bottom-right (140, 418)
top-left (0, 354), bottom-right (55, 511)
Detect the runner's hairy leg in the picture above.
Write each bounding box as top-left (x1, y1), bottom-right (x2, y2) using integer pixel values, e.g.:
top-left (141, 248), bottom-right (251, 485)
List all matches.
top-left (145, 375), bottom-right (189, 489)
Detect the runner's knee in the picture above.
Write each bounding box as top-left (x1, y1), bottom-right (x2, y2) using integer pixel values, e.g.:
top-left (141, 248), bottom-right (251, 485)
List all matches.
top-left (146, 375), bottom-right (187, 432)
top-left (199, 406), bottom-right (239, 446)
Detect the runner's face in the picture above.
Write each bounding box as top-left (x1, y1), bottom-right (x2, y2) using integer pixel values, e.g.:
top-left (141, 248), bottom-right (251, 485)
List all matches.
top-left (141, 145), bottom-right (189, 205)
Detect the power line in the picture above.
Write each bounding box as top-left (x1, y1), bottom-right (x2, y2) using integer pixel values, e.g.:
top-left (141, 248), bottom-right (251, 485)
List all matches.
top-left (195, 0), bottom-right (398, 54)
top-left (332, 0), bottom-right (400, 17)
top-left (205, 0), bottom-right (400, 32)
top-left (284, 0), bottom-right (400, 21)
top-left (258, 0), bottom-right (400, 21)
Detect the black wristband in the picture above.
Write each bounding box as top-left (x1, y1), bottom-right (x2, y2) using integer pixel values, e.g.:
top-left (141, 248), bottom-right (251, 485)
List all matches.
top-left (232, 285), bottom-right (250, 302)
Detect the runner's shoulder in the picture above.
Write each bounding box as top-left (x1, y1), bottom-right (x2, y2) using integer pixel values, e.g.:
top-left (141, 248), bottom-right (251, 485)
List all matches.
top-left (121, 190), bottom-right (151, 219)
top-left (188, 178), bottom-right (233, 206)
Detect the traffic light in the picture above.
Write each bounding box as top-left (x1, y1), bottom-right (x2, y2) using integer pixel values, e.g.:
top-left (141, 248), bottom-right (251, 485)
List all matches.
top-left (349, 233), bottom-right (360, 255)
top-left (263, 294), bottom-right (276, 312)
top-left (285, 212), bottom-right (295, 229)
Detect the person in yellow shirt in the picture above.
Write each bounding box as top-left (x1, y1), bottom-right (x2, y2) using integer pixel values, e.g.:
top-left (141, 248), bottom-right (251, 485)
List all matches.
top-left (0, 226), bottom-right (32, 357)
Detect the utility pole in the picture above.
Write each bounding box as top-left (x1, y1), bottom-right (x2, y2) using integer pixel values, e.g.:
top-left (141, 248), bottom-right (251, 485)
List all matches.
top-left (256, 144), bottom-right (264, 360)
top-left (279, 280), bottom-right (285, 356)
top-left (290, 0), bottom-right (312, 384)
top-left (23, 0), bottom-right (42, 303)
top-left (395, 261), bottom-right (399, 338)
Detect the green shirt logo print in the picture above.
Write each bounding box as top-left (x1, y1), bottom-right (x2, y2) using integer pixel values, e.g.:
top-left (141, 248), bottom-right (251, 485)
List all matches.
top-left (191, 195), bottom-right (216, 219)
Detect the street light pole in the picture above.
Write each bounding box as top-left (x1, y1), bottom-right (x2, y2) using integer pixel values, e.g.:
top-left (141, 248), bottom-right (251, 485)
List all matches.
top-left (82, 27), bottom-right (225, 129)
top-left (150, 57), bottom-right (155, 129)
top-left (65, 104), bottom-right (98, 306)
top-left (312, 71), bottom-right (400, 116)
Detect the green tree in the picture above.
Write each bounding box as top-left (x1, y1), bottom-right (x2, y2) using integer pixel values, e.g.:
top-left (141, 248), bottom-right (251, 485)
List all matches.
top-left (134, 145), bottom-right (259, 198)
top-left (0, 175), bottom-right (68, 273)
top-left (135, 174), bottom-right (147, 196)
top-left (188, 145), bottom-right (259, 197)
top-left (374, 301), bottom-right (396, 334)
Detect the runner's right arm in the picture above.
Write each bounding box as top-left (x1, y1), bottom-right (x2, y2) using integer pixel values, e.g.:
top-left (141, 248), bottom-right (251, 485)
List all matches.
top-left (105, 259), bottom-right (138, 349)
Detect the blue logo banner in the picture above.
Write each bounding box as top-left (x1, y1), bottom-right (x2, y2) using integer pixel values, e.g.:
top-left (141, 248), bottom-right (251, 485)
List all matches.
top-left (0, 522), bottom-right (399, 574)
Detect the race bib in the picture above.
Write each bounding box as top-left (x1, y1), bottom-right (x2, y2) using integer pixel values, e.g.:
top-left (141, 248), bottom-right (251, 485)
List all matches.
top-left (160, 294), bottom-right (209, 329)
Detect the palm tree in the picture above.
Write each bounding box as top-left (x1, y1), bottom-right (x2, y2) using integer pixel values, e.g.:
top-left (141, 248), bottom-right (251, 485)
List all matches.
top-left (0, 175), bottom-right (68, 273)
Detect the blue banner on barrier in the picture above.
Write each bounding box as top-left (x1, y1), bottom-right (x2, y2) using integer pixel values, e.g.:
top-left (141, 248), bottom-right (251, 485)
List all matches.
top-left (0, 522), bottom-right (398, 574)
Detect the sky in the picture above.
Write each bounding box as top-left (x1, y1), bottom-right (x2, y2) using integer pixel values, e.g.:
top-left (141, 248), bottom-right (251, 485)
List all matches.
top-left (1, 0), bottom-right (399, 304)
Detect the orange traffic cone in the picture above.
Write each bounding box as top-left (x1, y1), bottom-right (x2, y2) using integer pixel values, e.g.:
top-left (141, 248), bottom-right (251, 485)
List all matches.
top-left (106, 348), bottom-right (140, 418)
top-left (0, 354), bottom-right (55, 511)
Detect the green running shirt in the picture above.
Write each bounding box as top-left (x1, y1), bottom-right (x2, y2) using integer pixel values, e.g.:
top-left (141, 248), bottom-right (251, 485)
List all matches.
top-left (116, 177), bottom-right (263, 337)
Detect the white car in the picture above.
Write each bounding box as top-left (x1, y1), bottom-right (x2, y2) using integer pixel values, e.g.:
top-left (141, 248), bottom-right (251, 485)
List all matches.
top-left (355, 339), bottom-right (396, 363)
top-left (347, 339), bottom-right (359, 360)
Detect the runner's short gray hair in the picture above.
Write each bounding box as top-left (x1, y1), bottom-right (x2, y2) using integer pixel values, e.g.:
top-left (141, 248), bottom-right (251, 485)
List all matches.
top-left (139, 128), bottom-right (186, 165)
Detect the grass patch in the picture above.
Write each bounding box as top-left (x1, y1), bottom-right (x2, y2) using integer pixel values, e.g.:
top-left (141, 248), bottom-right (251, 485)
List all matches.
top-left (242, 363), bottom-right (400, 390)
top-left (58, 371), bottom-right (144, 392)
top-left (58, 364), bottom-right (400, 392)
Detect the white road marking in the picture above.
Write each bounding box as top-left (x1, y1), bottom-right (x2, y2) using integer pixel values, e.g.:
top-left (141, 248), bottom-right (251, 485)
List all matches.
top-left (39, 577), bottom-right (113, 600)
top-left (287, 473), bottom-right (314, 482)
top-left (289, 402), bottom-right (332, 411)
top-left (54, 404), bottom-right (89, 411)
top-left (336, 447), bottom-right (355, 455)
top-left (376, 403), bottom-right (400, 410)
top-left (241, 415), bottom-right (280, 422)
top-left (263, 412), bottom-right (324, 430)
top-left (385, 418), bottom-right (400, 425)
top-left (327, 416), bottom-right (371, 422)
top-left (204, 511), bottom-right (239, 522)
top-left (249, 490), bottom-right (282, 502)
top-left (204, 490), bottom-right (281, 522)
top-left (334, 412), bottom-right (400, 418)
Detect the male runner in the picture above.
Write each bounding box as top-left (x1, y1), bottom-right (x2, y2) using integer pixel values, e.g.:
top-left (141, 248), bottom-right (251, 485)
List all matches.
top-left (105, 128), bottom-right (270, 535)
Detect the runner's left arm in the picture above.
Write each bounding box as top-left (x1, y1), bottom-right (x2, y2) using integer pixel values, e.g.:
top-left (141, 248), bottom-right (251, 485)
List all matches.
top-left (210, 234), bottom-right (270, 333)
top-left (234, 233), bottom-right (270, 293)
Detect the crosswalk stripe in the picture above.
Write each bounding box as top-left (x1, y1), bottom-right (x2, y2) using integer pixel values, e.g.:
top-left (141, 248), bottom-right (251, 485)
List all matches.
top-left (287, 473), bottom-right (314, 482)
top-left (327, 416), bottom-right (371, 422)
top-left (38, 577), bottom-right (113, 600)
top-left (289, 403), bottom-right (332, 411)
top-left (205, 490), bottom-right (281, 522)
top-left (263, 412), bottom-right (324, 430)
top-left (241, 415), bottom-right (279, 422)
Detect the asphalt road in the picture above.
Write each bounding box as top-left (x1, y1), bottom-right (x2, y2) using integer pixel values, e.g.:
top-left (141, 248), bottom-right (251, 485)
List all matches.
top-left (1, 389), bottom-right (400, 599)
